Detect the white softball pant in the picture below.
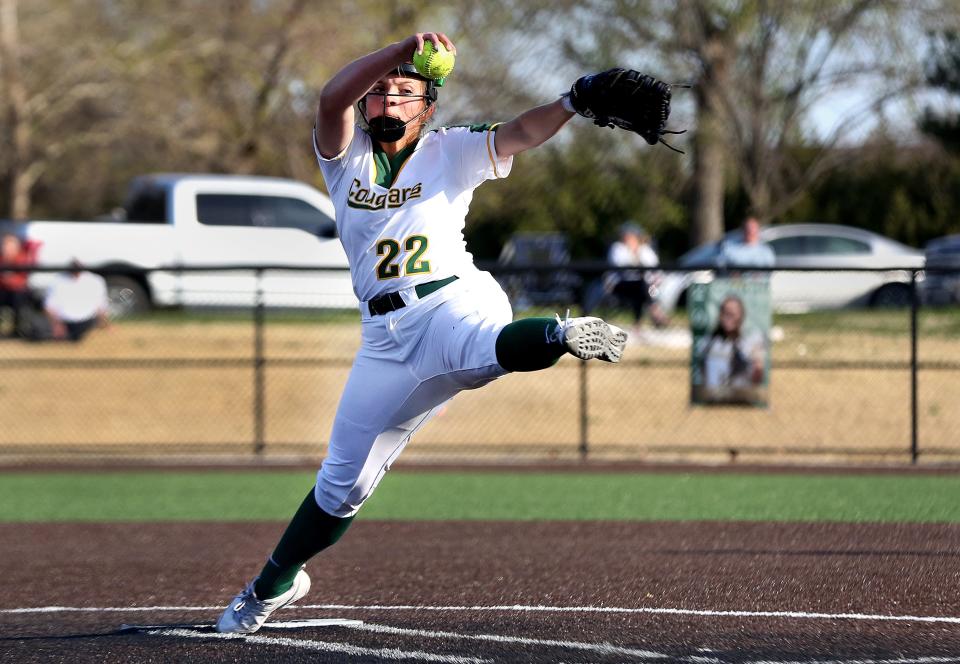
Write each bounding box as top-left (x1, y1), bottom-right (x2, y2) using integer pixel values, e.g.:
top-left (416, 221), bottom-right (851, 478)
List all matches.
top-left (314, 271), bottom-right (513, 517)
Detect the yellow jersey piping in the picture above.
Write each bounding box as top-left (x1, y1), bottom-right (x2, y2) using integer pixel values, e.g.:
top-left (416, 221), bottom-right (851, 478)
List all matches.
top-left (486, 123), bottom-right (503, 178)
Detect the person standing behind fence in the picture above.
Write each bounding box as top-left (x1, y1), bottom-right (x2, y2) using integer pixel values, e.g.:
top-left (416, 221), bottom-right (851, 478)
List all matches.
top-left (605, 223), bottom-right (670, 331)
top-left (41, 260), bottom-right (110, 342)
top-left (715, 214), bottom-right (779, 345)
top-left (0, 233), bottom-right (34, 338)
top-left (718, 215), bottom-right (775, 270)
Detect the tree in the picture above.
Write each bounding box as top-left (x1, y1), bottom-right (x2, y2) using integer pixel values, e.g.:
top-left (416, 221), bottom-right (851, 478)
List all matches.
top-left (714, 1), bottom-right (928, 224)
top-left (111, 0), bottom-right (326, 177)
top-left (432, 1), bottom-right (690, 258)
top-left (784, 137), bottom-right (960, 248)
top-left (466, 127), bottom-right (688, 260)
top-left (0, 0), bottom-right (122, 219)
top-left (921, 30), bottom-right (960, 152)
top-left (555, 0), bottom-right (935, 245)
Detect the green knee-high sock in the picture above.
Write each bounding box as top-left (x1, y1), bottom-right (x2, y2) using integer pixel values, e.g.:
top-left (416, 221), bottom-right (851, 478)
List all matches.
top-left (495, 317), bottom-right (566, 372)
top-left (253, 489), bottom-right (354, 599)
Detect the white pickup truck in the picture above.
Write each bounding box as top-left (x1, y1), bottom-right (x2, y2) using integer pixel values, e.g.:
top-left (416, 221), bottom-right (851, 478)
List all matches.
top-left (14, 174), bottom-right (357, 315)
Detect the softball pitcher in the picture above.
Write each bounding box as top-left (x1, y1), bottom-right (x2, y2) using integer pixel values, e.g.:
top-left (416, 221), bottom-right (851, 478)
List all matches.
top-left (217, 31), bottom-right (674, 634)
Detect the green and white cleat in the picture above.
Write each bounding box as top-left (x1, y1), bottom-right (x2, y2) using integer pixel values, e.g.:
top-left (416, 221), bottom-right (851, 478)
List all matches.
top-left (216, 568), bottom-right (311, 634)
top-left (553, 312), bottom-right (629, 363)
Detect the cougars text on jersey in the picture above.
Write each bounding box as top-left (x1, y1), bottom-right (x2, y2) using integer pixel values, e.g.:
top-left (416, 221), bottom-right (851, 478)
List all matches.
top-left (347, 178), bottom-right (422, 211)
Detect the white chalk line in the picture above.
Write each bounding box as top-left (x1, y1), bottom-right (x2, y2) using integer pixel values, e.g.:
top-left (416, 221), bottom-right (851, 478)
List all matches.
top-left (120, 618), bottom-right (363, 630)
top-left (146, 628), bottom-right (491, 664)
top-left (3, 605), bottom-right (221, 613)
top-left (337, 623), bottom-right (960, 664)
top-left (4, 603), bottom-right (960, 625)
top-left (266, 618), bottom-right (365, 628)
top-left (134, 621), bottom-right (960, 664)
top-left (7, 608), bottom-right (959, 664)
top-left (303, 605), bottom-right (960, 626)
top-left (347, 621), bottom-right (669, 659)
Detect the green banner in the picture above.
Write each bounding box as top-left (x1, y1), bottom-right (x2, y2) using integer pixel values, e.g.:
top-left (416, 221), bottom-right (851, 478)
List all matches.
top-left (689, 275), bottom-right (772, 407)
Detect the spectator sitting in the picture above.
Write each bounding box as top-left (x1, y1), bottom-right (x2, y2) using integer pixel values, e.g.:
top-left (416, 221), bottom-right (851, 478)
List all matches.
top-left (41, 260), bottom-right (110, 342)
top-left (718, 214), bottom-right (775, 269)
top-left (0, 232), bottom-right (35, 338)
top-left (605, 222), bottom-right (670, 332)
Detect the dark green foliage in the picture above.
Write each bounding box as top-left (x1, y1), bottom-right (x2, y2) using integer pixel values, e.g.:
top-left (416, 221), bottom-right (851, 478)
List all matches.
top-left (783, 143), bottom-right (960, 249)
top-left (921, 31), bottom-right (960, 153)
top-left (466, 127), bottom-right (688, 260)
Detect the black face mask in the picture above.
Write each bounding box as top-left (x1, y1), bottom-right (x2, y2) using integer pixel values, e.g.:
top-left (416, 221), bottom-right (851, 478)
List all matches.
top-left (359, 90), bottom-right (436, 144)
top-left (366, 115), bottom-right (408, 143)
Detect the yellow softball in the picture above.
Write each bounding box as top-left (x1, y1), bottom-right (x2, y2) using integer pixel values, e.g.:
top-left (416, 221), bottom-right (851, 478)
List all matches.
top-left (412, 41), bottom-right (455, 81)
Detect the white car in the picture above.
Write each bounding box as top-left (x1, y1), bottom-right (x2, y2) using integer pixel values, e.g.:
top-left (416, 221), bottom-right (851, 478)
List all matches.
top-left (657, 224), bottom-right (925, 314)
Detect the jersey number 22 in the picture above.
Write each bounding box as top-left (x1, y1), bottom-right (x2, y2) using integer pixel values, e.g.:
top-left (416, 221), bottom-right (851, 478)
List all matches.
top-left (376, 235), bottom-right (430, 279)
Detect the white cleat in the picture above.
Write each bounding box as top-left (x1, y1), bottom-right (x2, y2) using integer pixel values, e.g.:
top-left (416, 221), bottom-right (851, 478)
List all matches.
top-left (216, 568), bottom-right (311, 634)
top-left (553, 312), bottom-right (629, 363)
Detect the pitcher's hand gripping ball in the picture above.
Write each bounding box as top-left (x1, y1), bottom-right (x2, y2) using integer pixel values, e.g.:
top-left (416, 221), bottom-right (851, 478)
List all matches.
top-left (567, 68), bottom-right (683, 150)
top-left (413, 41), bottom-right (455, 82)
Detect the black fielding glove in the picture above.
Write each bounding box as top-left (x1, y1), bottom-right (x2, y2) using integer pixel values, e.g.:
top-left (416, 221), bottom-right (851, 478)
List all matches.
top-left (567, 68), bottom-right (675, 147)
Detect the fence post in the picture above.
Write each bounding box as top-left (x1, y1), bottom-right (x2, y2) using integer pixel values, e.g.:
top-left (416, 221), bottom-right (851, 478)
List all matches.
top-left (254, 269), bottom-right (266, 456)
top-left (579, 360), bottom-right (589, 460)
top-left (910, 269), bottom-right (919, 464)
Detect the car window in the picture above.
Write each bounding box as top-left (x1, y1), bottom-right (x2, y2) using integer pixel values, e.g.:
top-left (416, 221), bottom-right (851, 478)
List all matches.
top-left (806, 236), bottom-right (871, 255)
top-left (197, 194), bottom-right (256, 226)
top-left (260, 197), bottom-right (337, 238)
top-left (125, 183), bottom-right (168, 223)
top-left (767, 236), bottom-right (806, 256)
top-left (197, 194), bottom-right (337, 238)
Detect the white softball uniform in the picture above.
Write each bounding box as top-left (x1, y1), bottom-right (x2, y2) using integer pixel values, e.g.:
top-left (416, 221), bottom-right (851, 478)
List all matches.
top-left (313, 124), bottom-right (514, 517)
top-left (44, 272), bottom-right (108, 322)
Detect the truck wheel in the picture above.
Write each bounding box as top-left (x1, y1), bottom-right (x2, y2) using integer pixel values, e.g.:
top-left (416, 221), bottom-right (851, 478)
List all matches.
top-left (105, 275), bottom-right (150, 317)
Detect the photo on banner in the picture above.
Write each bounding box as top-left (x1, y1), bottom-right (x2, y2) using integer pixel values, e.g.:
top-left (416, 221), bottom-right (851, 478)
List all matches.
top-left (689, 275), bottom-right (772, 407)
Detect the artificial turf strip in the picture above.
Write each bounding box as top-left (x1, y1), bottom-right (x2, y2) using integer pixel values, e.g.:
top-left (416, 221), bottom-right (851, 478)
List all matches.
top-left (1, 470), bottom-right (959, 523)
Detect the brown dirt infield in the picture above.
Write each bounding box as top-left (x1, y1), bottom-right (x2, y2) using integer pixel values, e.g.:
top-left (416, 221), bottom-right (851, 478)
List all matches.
top-left (2, 520), bottom-right (959, 662)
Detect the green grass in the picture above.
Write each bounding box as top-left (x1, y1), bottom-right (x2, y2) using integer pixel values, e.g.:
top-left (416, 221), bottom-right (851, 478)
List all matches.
top-left (1, 470), bottom-right (959, 523)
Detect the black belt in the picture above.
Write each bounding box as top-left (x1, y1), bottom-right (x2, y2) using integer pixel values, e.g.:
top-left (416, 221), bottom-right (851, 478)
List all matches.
top-left (366, 275), bottom-right (459, 316)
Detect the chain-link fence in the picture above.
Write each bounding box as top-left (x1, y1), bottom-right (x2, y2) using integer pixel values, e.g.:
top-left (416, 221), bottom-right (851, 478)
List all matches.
top-left (0, 264), bottom-right (957, 465)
